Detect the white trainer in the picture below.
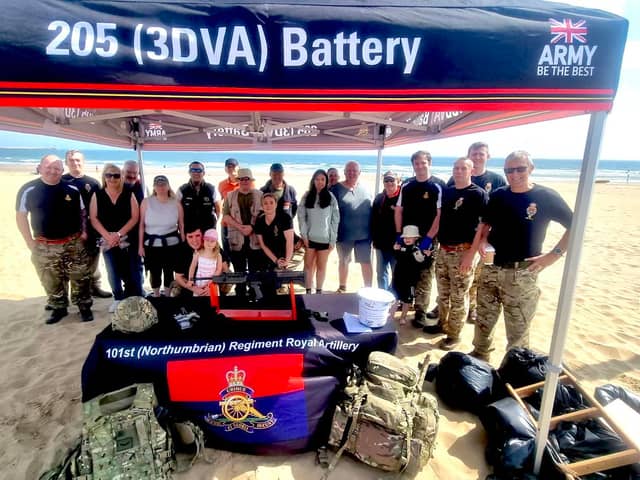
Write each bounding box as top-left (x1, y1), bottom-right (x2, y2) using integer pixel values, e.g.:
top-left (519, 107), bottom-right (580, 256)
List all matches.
top-left (108, 300), bottom-right (121, 313)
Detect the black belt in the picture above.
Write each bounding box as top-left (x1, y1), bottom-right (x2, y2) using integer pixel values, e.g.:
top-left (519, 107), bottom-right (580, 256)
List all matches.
top-left (494, 260), bottom-right (532, 269)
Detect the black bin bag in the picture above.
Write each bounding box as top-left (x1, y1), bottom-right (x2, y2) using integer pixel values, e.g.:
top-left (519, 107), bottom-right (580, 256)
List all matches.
top-left (435, 351), bottom-right (502, 414)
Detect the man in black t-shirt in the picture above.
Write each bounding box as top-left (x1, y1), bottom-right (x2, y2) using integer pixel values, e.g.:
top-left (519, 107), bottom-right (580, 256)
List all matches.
top-left (434, 158), bottom-right (488, 351)
top-left (16, 154), bottom-right (93, 324)
top-left (394, 151), bottom-right (444, 328)
top-left (470, 150), bottom-right (572, 362)
top-left (446, 142), bottom-right (507, 323)
top-left (63, 149), bottom-right (111, 298)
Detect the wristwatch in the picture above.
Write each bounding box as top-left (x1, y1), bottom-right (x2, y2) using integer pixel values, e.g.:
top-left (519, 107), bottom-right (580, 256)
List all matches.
top-left (551, 247), bottom-right (564, 256)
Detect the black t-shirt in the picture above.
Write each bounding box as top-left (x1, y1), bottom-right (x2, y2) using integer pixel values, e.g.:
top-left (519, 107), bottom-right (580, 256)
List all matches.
top-left (439, 184), bottom-right (488, 245)
top-left (371, 191), bottom-right (400, 250)
top-left (254, 212), bottom-right (294, 260)
top-left (62, 173), bottom-right (100, 239)
top-left (17, 180), bottom-right (83, 238)
top-left (397, 177), bottom-right (442, 236)
top-left (483, 185), bottom-right (573, 264)
top-left (447, 170), bottom-right (507, 194)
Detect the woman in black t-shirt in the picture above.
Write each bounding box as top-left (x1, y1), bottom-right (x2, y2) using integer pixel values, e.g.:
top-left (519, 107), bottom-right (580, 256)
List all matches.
top-left (254, 193), bottom-right (294, 271)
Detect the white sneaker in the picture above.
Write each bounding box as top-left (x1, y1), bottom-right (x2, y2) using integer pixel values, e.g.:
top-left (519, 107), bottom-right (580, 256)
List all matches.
top-left (108, 300), bottom-right (121, 313)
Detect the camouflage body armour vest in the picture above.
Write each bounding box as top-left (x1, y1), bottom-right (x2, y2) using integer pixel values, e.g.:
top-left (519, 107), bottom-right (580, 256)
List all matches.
top-left (327, 352), bottom-right (439, 475)
top-left (75, 383), bottom-right (175, 479)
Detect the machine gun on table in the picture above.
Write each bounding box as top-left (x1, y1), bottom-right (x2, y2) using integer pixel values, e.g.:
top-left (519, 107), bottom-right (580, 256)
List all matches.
top-left (194, 270), bottom-right (306, 321)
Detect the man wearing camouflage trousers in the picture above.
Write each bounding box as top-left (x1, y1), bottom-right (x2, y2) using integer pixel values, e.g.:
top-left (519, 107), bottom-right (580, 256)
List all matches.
top-left (16, 154), bottom-right (93, 324)
top-left (435, 157), bottom-right (488, 350)
top-left (470, 151), bottom-right (572, 361)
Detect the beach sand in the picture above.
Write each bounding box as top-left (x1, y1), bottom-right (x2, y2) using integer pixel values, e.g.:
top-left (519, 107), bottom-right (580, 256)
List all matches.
top-left (2, 164), bottom-right (639, 479)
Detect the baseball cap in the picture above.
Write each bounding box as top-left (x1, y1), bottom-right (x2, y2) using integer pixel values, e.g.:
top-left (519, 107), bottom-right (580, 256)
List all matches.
top-left (153, 175), bottom-right (169, 184)
top-left (203, 228), bottom-right (218, 241)
top-left (270, 163), bottom-right (284, 173)
top-left (383, 170), bottom-right (398, 182)
top-left (237, 168), bottom-right (254, 180)
top-left (225, 158), bottom-right (239, 167)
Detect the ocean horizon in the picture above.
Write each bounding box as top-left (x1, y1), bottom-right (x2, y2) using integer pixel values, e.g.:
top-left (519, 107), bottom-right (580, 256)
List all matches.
top-left (2, 147), bottom-right (640, 184)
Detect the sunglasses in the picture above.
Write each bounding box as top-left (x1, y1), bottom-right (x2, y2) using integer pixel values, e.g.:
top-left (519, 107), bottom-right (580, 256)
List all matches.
top-left (104, 173), bottom-right (121, 179)
top-left (238, 177), bottom-right (251, 181)
top-left (189, 167), bottom-right (204, 173)
top-left (504, 166), bottom-right (528, 174)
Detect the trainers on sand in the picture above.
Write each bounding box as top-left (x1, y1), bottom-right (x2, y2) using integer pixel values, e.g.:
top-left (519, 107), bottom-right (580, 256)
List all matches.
top-left (437, 336), bottom-right (460, 351)
top-left (336, 286), bottom-right (347, 294)
top-left (108, 300), bottom-right (121, 313)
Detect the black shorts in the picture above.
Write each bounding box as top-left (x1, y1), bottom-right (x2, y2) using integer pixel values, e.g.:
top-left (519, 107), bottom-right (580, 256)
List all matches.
top-left (308, 240), bottom-right (330, 251)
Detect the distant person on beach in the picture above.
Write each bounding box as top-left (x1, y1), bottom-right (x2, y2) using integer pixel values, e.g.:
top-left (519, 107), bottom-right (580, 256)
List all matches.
top-left (372, 170), bottom-right (401, 292)
top-left (327, 167), bottom-right (340, 188)
top-left (331, 160), bottom-right (373, 292)
top-left (435, 157), bottom-right (488, 351)
top-left (218, 157), bottom-right (240, 252)
top-left (394, 150), bottom-right (443, 330)
top-left (298, 169), bottom-right (339, 294)
top-left (138, 175), bottom-right (184, 298)
top-left (260, 162), bottom-right (298, 219)
top-left (470, 150), bottom-right (572, 362)
top-left (62, 149), bottom-right (112, 299)
top-left (90, 163), bottom-right (142, 312)
top-left (177, 161), bottom-right (221, 232)
top-left (446, 141), bottom-right (507, 324)
top-left (222, 168), bottom-right (263, 297)
top-left (16, 154), bottom-right (94, 324)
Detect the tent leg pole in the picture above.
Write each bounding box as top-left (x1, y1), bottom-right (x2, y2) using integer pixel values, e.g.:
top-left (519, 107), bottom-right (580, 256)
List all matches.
top-left (137, 145), bottom-right (146, 198)
top-left (533, 110), bottom-right (608, 474)
top-left (375, 147), bottom-right (383, 194)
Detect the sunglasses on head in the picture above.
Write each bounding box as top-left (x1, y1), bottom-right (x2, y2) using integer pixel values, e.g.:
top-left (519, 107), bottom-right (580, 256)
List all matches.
top-left (504, 166), bottom-right (528, 174)
top-left (105, 173), bottom-right (121, 179)
top-left (189, 167), bottom-right (204, 173)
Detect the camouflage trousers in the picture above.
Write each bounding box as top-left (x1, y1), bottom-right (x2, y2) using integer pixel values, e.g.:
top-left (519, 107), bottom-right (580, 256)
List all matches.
top-left (414, 250), bottom-right (436, 314)
top-left (468, 262), bottom-right (483, 312)
top-left (31, 236), bottom-right (92, 309)
top-left (435, 249), bottom-right (476, 339)
top-left (473, 264), bottom-right (540, 356)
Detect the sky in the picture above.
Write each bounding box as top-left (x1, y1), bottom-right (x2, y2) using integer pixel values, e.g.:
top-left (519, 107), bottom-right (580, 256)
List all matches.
top-left (0, 1), bottom-right (637, 161)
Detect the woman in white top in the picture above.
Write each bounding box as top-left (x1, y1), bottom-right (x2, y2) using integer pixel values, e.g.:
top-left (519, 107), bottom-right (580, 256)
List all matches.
top-left (138, 175), bottom-right (184, 297)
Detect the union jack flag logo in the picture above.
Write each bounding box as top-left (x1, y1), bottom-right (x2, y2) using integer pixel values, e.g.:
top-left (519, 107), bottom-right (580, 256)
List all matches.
top-left (549, 18), bottom-right (588, 44)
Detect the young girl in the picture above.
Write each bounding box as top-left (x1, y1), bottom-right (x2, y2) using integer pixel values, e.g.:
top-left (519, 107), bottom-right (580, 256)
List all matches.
top-left (188, 228), bottom-right (223, 296)
top-left (392, 225), bottom-right (432, 325)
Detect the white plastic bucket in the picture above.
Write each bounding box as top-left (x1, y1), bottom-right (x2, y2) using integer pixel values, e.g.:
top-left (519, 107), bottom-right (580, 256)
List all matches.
top-left (357, 287), bottom-right (396, 328)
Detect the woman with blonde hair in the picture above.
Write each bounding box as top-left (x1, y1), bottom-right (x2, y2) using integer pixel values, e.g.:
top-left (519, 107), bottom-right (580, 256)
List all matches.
top-left (138, 175), bottom-right (184, 297)
top-left (90, 163), bottom-right (141, 311)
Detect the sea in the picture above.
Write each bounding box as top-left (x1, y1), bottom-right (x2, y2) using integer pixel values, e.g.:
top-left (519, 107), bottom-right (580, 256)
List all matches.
top-left (2, 147), bottom-right (640, 184)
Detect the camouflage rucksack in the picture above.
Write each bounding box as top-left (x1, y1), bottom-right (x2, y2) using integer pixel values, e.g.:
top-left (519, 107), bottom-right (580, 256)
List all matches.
top-left (112, 296), bottom-right (158, 333)
top-left (323, 352), bottom-right (439, 478)
top-left (40, 383), bottom-right (208, 480)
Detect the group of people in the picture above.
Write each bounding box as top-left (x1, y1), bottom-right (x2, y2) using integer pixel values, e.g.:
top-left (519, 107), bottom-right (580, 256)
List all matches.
top-left (16, 142), bottom-right (572, 361)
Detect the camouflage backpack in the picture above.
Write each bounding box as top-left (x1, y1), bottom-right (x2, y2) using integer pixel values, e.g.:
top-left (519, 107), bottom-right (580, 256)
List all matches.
top-left (112, 296), bottom-right (158, 333)
top-left (40, 383), bottom-right (208, 480)
top-left (323, 352), bottom-right (439, 478)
